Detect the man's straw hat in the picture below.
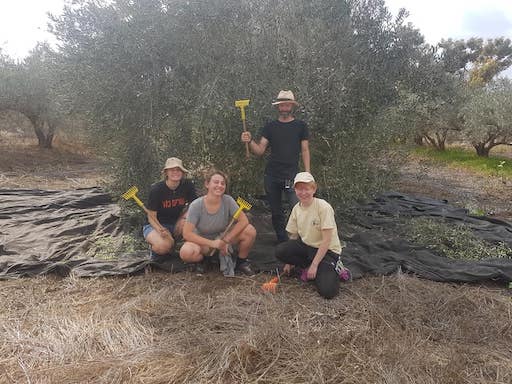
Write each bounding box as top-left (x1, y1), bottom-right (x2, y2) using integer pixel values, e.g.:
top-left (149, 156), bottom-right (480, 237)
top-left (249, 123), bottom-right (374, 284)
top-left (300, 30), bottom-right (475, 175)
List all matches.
top-left (271, 90), bottom-right (299, 106)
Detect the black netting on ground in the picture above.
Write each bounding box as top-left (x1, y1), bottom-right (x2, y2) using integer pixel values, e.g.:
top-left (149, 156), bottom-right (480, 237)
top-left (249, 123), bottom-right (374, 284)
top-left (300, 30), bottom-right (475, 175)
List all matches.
top-left (1, 189), bottom-right (511, 282)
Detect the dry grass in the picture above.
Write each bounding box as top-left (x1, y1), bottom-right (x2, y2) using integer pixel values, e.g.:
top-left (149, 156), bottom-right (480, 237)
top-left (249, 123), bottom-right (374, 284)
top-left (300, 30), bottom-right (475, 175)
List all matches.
top-left (1, 128), bottom-right (512, 383)
top-left (0, 272), bottom-right (511, 383)
top-left (0, 134), bottom-right (106, 189)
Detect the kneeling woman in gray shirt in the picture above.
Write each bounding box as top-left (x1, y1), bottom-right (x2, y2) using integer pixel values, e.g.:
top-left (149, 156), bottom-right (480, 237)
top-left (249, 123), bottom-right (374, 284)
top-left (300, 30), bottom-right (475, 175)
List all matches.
top-left (180, 169), bottom-right (256, 275)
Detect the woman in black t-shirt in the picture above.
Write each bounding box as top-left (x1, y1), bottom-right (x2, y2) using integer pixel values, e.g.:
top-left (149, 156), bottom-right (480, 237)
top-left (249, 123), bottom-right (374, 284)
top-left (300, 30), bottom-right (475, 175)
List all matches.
top-left (143, 157), bottom-right (198, 259)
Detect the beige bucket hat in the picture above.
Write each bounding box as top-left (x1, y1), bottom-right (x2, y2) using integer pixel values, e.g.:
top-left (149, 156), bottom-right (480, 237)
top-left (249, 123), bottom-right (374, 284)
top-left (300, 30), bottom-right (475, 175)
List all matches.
top-left (271, 90), bottom-right (299, 106)
top-left (163, 157), bottom-right (189, 173)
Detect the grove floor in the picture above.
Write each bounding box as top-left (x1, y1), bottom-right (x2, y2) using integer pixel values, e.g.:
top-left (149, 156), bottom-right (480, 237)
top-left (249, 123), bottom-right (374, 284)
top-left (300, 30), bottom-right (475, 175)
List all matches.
top-left (1, 133), bottom-right (511, 383)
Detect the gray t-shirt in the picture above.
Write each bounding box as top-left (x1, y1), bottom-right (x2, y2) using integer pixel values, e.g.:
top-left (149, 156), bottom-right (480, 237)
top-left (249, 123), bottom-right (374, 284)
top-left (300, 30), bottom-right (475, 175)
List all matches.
top-left (187, 195), bottom-right (239, 239)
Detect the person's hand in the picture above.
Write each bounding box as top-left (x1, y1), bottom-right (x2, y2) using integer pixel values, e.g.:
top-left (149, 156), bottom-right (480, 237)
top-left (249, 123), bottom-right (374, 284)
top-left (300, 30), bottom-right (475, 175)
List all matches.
top-left (212, 239), bottom-right (230, 256)
top-left (159, 227), bottom-right (172, 239)
top-left (173, 216), bottom-right (186, 237)
top-left (307, 264), bottom-right (318, 280)
top-left (241, 131), bottom-right (252, 143)
top-left (283, 264), bottom-right (293, 275)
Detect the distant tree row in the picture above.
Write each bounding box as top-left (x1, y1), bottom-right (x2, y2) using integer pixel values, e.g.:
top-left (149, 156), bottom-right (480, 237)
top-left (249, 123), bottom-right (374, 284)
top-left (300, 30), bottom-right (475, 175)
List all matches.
top-left (0, 0), bottom-right (511, 205)
top-left (387, 37), bottom-right (512, 156)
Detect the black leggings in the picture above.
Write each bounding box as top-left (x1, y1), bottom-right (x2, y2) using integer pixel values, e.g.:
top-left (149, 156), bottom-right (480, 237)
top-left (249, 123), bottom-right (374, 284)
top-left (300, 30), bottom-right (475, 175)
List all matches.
top-left (275, 239), bottom-right (339, 299)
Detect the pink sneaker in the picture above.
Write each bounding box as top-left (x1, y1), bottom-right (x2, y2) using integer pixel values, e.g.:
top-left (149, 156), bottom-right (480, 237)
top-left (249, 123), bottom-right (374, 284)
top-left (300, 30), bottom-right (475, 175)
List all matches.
top-left (334, 258), bottom-right (351, 281)
top-left (300, 268), bottom-right (309, 282)
top-left (339, 267), bottom-right (351, 281)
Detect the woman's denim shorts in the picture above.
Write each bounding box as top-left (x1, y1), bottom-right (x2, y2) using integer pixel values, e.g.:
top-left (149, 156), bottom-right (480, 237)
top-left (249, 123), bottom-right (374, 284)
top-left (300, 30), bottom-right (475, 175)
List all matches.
top-left (142, 223), bottom-right (175, 239)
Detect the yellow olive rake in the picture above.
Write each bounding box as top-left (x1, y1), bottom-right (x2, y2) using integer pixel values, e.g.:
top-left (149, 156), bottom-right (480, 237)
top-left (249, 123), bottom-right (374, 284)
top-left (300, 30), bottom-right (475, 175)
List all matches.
top-left (121, 186), bottom-right (148, 212)
top-left (208, 196), bottom-right (252, 256)
top-left (235, 99), bottom-right (250, 158)
top-left (231, 196), bottom-right (252, 222)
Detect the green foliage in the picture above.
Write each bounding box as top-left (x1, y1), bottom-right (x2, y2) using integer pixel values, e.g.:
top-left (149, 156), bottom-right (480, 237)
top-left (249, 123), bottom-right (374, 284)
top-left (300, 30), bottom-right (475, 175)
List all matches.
top-left (385, 37), bottom-right (512, 151)
top-left (466, 206), bottom-right (486, 217)
top-left (0, 44), bottom-right (64, 148)
top-left (48, 0), bottom-right (426, 208)
top-left (438, 37), bottom-right (512, 80)
top-left (403, 217), bottom-right (512, 261)
top-left (414, 146), bottom-right (512, 178)
top-left (460, 79), bottom-right (512, 157)
top-left (86, 233), bottom-right (147, 260)
top-left (385, 73), bottom-right (464, 150)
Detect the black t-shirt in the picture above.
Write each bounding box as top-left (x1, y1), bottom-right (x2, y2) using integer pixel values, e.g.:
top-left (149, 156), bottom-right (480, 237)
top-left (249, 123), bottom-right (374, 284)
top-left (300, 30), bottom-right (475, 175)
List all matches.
top-left (146, 179), bottom-right (198, 225)
top-left (259, 119), bottom-right (309, 180)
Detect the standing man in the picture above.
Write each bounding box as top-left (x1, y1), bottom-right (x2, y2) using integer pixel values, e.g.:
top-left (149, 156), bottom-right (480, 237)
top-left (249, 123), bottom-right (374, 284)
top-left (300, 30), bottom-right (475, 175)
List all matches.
top-left (241, 90), bottom-right (310, 243)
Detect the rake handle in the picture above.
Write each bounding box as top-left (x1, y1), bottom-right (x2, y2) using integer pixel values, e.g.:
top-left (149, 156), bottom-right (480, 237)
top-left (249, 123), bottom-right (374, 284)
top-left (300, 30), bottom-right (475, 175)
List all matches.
top-left (132, 195), bottom-right (145, 209)
top-left (236, 101), bottom-right (250, 159)
top-left (242, 119), bottom-right (249, 158)
top-left (208, 216), bottom-right (238, 257)
top-left (207, 204), bottom-right (249, 256)
top-left (127, 195), bottom-right (149, 214)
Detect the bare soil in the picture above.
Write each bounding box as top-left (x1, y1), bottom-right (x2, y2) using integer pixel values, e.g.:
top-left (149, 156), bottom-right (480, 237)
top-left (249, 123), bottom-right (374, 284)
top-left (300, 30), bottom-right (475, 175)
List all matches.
top-left (0, 135), bottom-right (107, 189)
top-left (395, 151), bottom-right (512, 220)
top-left (1, 133), bottom-right (511, 383)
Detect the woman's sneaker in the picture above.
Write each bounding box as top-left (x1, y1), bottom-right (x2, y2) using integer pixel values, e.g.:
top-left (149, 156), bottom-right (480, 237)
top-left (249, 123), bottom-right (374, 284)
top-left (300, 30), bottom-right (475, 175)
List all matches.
top-left (194, 261), bottom-right (207, 274)
top-left (149, 249), bottom-right (168, 262)
top-left (334, 258), bottom-right (351, 281)
top-left (338, 267), bottom-right (352, 281)
top-left (237, 261), bottom-right (256, 276)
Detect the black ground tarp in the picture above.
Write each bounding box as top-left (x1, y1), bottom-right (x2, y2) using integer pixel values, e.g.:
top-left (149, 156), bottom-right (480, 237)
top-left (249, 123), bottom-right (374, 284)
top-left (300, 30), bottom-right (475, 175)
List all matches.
top-left (1, 188), bottom-right (511, 282)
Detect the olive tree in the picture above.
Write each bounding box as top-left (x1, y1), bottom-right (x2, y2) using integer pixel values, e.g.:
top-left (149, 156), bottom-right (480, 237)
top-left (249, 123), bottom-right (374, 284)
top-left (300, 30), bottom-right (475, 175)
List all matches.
top-left (0, 45), bottom-right (64, 148)
top-left (390, 37), bottom-right (512, 150)
top-left (388, 47), bottom-right (466, 150)
top-left (438, 37), bottom-right (512, 81)
top-left (50, 0), bottom-right (426, 207)
top-left (460, 79), bottom-right (512, 157)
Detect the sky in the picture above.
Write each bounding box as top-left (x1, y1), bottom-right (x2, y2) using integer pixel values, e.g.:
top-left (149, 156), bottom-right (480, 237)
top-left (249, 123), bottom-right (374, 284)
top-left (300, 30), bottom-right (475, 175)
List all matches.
top-left (0, 0), bottom-right (64, 59)
top-left (385, 0), bottom-right (512, 45)
top-left (0, 0), bottom-right (511, 59)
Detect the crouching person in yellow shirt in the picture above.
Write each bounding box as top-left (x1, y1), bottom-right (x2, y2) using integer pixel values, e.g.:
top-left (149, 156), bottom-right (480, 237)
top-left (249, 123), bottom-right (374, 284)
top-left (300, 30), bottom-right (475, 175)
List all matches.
top-left (275, 172), bottom-right (345, 299)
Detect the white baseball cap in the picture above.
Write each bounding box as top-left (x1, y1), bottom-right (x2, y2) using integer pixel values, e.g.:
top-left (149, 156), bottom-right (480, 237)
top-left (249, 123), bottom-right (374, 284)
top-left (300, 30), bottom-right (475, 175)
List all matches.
top-left (293, 172), bottom-right (315, 186)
